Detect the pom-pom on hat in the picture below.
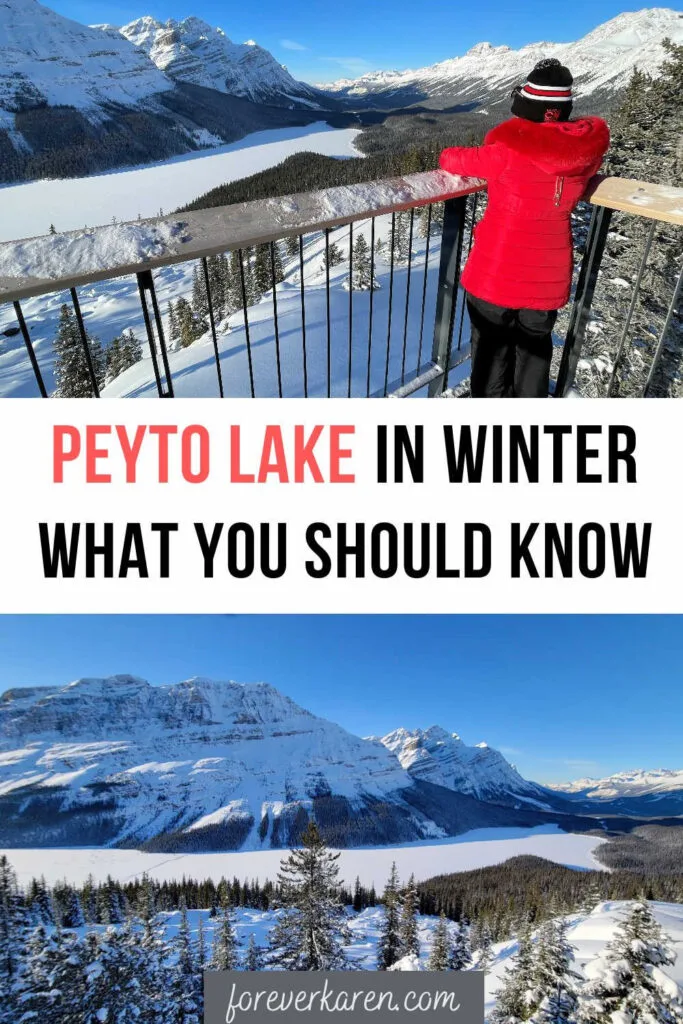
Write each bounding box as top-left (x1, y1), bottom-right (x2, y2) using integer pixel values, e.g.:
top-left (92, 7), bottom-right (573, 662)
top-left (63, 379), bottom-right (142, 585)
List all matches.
top-left (511, 58), bottom-right (574, 123)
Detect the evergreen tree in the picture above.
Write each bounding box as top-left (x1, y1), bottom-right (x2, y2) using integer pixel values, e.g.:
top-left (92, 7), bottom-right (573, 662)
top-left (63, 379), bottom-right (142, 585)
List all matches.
top-left (428, 914), bottom-right (451, 971)
top-left (476, 921), bottom-right (494, 975)
top-left (528, 918), bottom-right (579, 1024)
top-left (53, 304), bottom-right (105, 397)
top-left (378, 863), bottom-right (403, 970)
top-left (267, 822), bottom-right (350, 971)
top-left (0, 856), bottom-right (29, 1023)
top-left (351, 233), bottom-right (378, 290)
top-left (192, 263), bottom-right (210, 321)
top-left (449, 924), bottom-right (473, 971)
top-left (168, 901), bottom-right (201, 1024)
top-left (353, 877), bottom-right (363, 913)
top-left (168, 301), bottom-right (180, 345)
top-left (578, 899), bottom-right (683, 1024)
top-left (490, 927), bottom-right (536, 1024)
top-left (285, 235), bottom-right (299, 258)
top-left (253, 243), bottom-right (272, 297)
top-left (321, 240), bottom-right (344, 272)
top-left (244, 933), bottom-right (265, 971)
top-left (210, 902), bottom-right (238, 970)
top-left (400, 875), bottom-right (420, 958)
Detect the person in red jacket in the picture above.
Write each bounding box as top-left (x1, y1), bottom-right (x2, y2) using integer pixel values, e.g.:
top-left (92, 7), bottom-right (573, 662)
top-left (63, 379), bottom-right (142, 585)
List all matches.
top-left (439, 58), bottom-right (610, 397)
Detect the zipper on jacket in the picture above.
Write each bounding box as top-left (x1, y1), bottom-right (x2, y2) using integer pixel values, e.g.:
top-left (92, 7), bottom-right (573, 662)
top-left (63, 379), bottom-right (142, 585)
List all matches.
top-left (554, 176), bottom-right (565, 206)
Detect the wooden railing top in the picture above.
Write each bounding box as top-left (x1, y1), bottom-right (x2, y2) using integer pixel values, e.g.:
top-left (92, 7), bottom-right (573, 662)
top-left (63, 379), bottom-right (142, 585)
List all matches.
top-left (587, 176), bottom-right (683, 227)
top-left (0, 172), bottom-right (680, 305)
top-left (0, 171), bottom-right (485, 304)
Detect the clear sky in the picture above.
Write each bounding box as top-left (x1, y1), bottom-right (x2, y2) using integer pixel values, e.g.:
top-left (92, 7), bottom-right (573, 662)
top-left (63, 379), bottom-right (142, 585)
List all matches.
top-left (50, 0), bottom-right (644, 82)
top-left (0, 614), bottom-right (680, 784)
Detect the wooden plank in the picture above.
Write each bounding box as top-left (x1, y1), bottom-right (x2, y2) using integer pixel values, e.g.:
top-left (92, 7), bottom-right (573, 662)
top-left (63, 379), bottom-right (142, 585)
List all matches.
top-left (587, 175), bottom-right (683, 226)
top-left (0, 171), bottom-right (486, 304)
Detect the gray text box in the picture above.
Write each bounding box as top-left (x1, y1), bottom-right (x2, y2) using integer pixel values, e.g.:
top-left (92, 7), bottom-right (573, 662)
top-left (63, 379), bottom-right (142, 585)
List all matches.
top-left (205, 971), bottom-right (484, 1024)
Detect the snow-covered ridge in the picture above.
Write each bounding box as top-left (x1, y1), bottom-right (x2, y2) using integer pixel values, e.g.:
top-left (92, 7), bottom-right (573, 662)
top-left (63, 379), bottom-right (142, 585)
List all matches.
top-left (378, 725), bottom-right (552, 807)
top-left (0, 0), bottom-right (173, 115)
top-left (0, 675), bottom-right (568, 851)
top-left (319, 8), bottom-right (683, 104)
top-left (548, 767), bottom-right (683, 800)
top-left (117, 14), bottom-right (322, 107)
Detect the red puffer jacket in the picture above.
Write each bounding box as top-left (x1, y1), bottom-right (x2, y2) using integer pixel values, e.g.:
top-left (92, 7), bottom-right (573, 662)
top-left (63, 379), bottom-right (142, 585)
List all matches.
top-left (439, 116), bottom-right (610, 310)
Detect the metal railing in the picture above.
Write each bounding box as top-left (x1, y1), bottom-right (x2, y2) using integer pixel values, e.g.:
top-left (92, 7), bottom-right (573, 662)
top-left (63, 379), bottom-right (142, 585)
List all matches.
top-left (0, 172), bottom-right (681, 399)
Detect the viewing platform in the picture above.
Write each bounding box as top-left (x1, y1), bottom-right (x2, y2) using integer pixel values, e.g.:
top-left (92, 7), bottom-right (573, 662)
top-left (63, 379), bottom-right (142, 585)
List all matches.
top-left (0, 171), bottom-right (681, 399)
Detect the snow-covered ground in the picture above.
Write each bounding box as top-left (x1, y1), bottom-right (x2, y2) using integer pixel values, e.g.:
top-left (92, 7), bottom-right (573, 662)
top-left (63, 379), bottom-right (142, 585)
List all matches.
top-left (0, 123), bottom-right (361, 243)
top-left (484, 901), bottom-right (683, 1013)
top-left (1, 826), bottom-right (606, 890)
top-left (0, 211), bottom-right (462, 398)
top-left (90, 900), bottom-right (683, 994)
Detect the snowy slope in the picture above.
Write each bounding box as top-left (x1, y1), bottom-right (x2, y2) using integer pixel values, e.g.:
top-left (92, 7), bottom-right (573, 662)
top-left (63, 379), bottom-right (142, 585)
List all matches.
top-left (118, 16), bottom-right (324, 108)
top-left (0, 0), bottom-right (173, 117)
top-left (485, 901), bottom-right (683, 1013)
top-left (378, 726), bottom-right (553, 808)
top-left (320, 8), bottom-right (683, 109)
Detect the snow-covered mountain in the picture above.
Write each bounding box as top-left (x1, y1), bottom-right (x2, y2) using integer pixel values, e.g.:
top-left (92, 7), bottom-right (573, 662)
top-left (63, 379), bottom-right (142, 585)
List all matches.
top-left (378, 726), bottom-right (554, 809)
top-left (0, 0), bottom-right (331, 184)
top-left (116, 16), bottom-right (324, 109)
top-left (0, 675), bottom-right (591, 851)
top-left (548, 768), bottom-right (683, 815)
top-left (319, 8), bottom-right (683, 111)
top-left (0, 0), bottom-right (173, 120)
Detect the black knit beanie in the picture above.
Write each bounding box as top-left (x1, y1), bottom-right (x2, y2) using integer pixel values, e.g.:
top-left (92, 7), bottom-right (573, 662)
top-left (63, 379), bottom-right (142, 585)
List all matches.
top-left (511, 58), bottom-right (574, 123)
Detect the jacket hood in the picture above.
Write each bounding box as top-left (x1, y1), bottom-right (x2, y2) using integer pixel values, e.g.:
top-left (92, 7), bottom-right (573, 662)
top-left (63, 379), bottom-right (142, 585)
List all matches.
top-left (485, 116), bottom-right (610, 175)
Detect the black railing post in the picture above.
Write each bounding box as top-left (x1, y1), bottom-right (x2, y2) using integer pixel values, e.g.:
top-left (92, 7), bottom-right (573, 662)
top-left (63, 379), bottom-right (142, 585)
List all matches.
top-left (555, 205), bottom-right (613, 397)
top-left (137, 269), bottom-right (174, 398)
top-left (13, 301), bottom-right (48, 397)
top-left (428, 196), bottom-right (467, 397)
top-left (70, 287), bottom-right (100, 397)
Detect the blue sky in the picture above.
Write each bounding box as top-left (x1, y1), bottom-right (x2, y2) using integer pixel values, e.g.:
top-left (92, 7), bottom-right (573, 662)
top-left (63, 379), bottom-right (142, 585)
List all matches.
top-left (0, 615), bottom-right (680, 783)
top-left (52, 0), bottom-right (640, 82)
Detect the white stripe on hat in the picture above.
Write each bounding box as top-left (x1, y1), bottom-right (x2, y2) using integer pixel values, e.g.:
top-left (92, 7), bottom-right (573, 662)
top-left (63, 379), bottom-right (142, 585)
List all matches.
top-left (523, 80), bottom-right (573, 92)
top-left (521, 86), bottom-right (573, 102)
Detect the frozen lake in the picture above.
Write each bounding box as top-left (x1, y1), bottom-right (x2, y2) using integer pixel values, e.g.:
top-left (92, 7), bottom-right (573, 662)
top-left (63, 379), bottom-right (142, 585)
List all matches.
top-left (2, 826), bottom-right (606, 889)
top-left (0, 122), bottom-right (361, 243)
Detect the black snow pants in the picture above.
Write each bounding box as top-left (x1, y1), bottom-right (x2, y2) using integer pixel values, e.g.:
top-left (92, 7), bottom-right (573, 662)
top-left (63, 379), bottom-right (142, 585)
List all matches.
top-left (466, 293), bottom-right (557, 398)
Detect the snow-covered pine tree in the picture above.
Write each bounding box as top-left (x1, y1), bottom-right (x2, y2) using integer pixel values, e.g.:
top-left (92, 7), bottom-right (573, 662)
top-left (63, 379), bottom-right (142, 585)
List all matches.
top-left (167, 901), bottom-right (201, 1024)
top-left (252, 244), bottom-right (271, 299)
top-left (428, 914), bottom-right (451, 971)
top-left (53, 304), bottom-right (105, 398)
top-left (244, 933), bottom-right (265, 971)
top-left (351, 233), bottom-right (378, 290)
top-left (321, 240), bottom-right (345, 272)
top-left (52, 882), bottom-right (84, 928)
top-left (353, 877), bottom-right (363, 913)
top-left (378, 863), bottom-right (403, 970)
top-left (26, 876), bottom-right (54, 926)
top-left (229, 251), bottom-right (245, 311)
top-left (285, 235), bottom-right (299, 258)
top-left (192, 264), bottom-right (210, 321)
top-left (119, 329), bottom-right (142, 373)
top-left (528, 918), bottom-right (579, 1024)
top-left (210, 901), bottom-right (238, 970)
top-left (578, 899), bottom-right (683, 1024)
top-left (449, 923), bottom-right (473, 971)
top-left (561, 43), bottom-right (683, 398)
top-left (489, 926), bottom-right (536, 1024)
top-left (0, 856), bottom-right (29, 1024)
top-left (83, 924), bottom-right (146, 1024)
top-left (267, 821), bottom-right (350, 971)
top-left (400, 875), bottom-right (420, 959)
top-left (476, 921), bottom-right (494, 975)
top-left (168, 301), bottom-right (180, 346)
